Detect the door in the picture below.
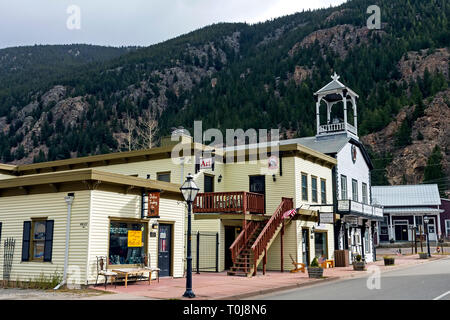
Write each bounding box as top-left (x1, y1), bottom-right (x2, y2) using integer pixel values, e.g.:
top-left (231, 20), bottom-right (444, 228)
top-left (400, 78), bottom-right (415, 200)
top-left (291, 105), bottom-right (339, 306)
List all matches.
top-left (302, 229), bottom-right (310, 266)
top-left (249, 175), bottom-right (265, 212)
top-left (427, 218), bottom-right (437, 241)
top-left (224, 226), bottom-right (237, 270)
top-left (394, 220), bottom-right (408, 241)
top-left (158, 224), bottom-right (172, 277)
top-left (204, 175), bottom-right (214, 193)
top-left (314, 232), bottom-right (328, 259)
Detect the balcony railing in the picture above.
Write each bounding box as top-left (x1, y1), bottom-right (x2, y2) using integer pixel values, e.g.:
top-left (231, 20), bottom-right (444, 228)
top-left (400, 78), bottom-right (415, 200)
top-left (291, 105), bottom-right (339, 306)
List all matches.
top-left (318, 122), bottom-right (357, 135)
top-left (338, 200), bottom-right (383, 219)
top-left (193, 191), bottom-right (265, 214)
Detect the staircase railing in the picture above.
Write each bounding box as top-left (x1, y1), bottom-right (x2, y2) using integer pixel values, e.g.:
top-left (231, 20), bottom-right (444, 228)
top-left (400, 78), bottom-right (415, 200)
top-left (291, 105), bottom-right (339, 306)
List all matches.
top-left (229, 221), bottom-right (259, 266)
top-left (251, 197), bottom-right (293, 275)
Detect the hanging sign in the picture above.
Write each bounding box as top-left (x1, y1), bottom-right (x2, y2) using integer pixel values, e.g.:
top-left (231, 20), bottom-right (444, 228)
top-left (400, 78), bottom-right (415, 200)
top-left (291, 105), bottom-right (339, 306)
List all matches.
top-left (148, 191), bottom-right (160, 218)
top-left (200, 157), bottom-right (213, 170)
top-left (128, 230), bottom-right (142, 247)
top-left (319, 212), bottom-right (335, 224)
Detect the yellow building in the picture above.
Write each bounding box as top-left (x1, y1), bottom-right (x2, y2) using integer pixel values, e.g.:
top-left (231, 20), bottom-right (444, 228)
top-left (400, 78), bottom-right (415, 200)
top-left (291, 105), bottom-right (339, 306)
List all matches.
top-left (0, 133), bottom-right (336, 283)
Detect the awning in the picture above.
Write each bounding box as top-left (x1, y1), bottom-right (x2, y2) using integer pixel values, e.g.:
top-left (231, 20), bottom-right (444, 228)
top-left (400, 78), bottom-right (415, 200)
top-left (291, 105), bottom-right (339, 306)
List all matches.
top-left (384, 207), bottom-right (444, 215)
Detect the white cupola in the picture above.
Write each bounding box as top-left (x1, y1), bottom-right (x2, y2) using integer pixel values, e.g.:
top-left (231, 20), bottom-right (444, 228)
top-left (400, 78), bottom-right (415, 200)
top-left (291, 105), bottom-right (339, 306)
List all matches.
top-left (314, 73), bottom-right (359, 140)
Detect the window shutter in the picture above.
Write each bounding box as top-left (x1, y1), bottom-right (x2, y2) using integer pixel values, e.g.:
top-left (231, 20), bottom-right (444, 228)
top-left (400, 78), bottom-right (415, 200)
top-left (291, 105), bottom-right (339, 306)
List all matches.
top-left (0, 222), bottom-right (2, 245)
top-left (21, 221), bottom-right (31, 261)
top-left (44, 220), bottom-right (54, 262)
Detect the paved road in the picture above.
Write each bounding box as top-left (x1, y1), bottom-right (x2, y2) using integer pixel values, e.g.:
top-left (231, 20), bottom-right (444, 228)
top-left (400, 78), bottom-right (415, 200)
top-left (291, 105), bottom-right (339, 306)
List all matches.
top-left (251, 257), bottom-right (450, 300)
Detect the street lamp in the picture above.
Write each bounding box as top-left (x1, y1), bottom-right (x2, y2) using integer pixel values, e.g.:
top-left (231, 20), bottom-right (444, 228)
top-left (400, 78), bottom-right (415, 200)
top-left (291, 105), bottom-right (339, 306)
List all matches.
top-left (423, 216), bottom-right (431, 258)
top-left (180, 173), bottom-right (199, 298)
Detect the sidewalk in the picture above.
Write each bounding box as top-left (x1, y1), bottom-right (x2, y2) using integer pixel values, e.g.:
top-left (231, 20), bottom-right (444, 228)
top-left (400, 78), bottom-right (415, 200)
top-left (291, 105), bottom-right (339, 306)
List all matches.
top-left (90, 254), bottom-right (447, 300)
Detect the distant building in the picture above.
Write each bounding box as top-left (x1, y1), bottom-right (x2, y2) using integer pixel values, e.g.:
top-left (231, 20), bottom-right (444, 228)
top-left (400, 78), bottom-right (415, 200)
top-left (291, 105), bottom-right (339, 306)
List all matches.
top-left (440, 198), bottom-right (450, 240)
top-left (372, 184), bottom-right (444, 243)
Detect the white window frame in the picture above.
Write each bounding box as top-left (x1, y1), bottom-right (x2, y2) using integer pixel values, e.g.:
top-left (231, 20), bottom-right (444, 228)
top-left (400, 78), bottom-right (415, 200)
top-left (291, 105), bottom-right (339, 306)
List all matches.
top-left (446, 220), bottom-right (450, 236)
top-left (352, 179), bottom-right (358, 202)
top-left (341, 175), bottom-right (347, 200)
top-left (362, 183), bottom-right (368, 204)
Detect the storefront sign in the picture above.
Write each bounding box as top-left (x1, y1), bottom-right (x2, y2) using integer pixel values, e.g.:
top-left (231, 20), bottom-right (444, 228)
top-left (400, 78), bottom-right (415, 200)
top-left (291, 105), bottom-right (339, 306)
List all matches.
top-left (343, 215), bottom-right (359, 226)
top-left (200, 157), bottom-right (213, 170)
top-left (148, 191), bottom-right (160, 217)
top-left (268, 155), bottom-right (279, 170)
top-left (319, 212), bottom-right (334, 224)
top-left (127, 230), bottom-right (142, 247)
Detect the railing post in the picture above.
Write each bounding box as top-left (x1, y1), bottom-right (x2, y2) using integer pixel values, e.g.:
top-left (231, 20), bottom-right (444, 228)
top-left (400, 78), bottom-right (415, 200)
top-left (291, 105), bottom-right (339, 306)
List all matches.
top-left (263, 248), bottom-right (267, 275)
top-left (216, 232), bottom-right (219, 273)
top-left (196, 231), bottom-right (200, 274)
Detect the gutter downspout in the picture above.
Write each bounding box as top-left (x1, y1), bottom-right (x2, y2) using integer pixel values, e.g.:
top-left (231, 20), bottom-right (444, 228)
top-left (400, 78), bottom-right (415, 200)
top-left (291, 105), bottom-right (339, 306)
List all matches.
top-left (54, 193), bottom-right (75, 290)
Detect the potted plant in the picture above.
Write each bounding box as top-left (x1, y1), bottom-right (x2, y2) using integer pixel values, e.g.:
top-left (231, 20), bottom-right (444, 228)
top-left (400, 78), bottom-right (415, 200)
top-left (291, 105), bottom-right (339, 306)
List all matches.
top-left (307, 257), bottom-right (323, 278)
top-left (353, 254), bottom-right (365, 271)
top-left (383, 256), bottom-right (395, 266)
top-left (418, 252), bottom-right (428, 259)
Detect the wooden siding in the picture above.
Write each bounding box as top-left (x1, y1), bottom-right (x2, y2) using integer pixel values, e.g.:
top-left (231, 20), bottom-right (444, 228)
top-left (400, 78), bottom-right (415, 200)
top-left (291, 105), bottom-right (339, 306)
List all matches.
top-left (86, 190), bottom-right (185, 284)
top-left (0, 191), bottom-right (90, 285)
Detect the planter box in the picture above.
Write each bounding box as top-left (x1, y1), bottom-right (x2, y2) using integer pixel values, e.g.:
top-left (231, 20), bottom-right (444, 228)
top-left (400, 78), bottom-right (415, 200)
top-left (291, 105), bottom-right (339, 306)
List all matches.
top-left (307, 267), bottom-right (323, 278)
top-left (419, 253), bottom-right (428, 259)
top-left (383, 258), bottom-right (395, 266)
top-left (353, 261), bottom-right (365, 271)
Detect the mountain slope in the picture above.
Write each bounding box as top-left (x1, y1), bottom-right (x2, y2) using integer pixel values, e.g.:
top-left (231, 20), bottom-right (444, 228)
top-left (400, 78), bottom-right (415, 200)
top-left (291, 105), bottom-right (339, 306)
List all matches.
top-left (0, 0), bottom-right (448, 195)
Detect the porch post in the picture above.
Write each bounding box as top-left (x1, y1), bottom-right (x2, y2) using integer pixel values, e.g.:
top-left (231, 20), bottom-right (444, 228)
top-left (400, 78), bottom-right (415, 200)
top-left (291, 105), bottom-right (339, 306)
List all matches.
top-left (389, 214), bottom-right (394, 241)
top-left (243, 192), bottom-right (247, 243)
top-left (281, 219), bottom-right (284, 273)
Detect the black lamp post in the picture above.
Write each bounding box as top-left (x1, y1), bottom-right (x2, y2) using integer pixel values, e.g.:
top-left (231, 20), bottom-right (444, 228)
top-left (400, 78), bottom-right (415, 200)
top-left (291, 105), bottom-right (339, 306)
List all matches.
top-left (424, 216), bottom-right (431, 258)
top-left (180, 173), bottom-right (199, 298)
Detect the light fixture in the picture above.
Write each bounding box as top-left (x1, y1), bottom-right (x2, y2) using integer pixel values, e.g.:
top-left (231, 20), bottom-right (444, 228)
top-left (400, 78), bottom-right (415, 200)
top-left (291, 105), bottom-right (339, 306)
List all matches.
top-left (272, 174), bottom-right (276, 182)
top-left (218, 174), bottom-right (222, 183)
top-left (180, 173), bottom-right (199, 299)
top-left (180, 174), bottom-right (200, 202)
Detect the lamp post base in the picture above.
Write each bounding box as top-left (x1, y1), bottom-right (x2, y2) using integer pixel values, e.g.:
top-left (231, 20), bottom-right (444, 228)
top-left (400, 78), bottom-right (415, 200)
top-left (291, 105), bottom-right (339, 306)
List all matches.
top-left (183, 290), bottom-right (196, 298)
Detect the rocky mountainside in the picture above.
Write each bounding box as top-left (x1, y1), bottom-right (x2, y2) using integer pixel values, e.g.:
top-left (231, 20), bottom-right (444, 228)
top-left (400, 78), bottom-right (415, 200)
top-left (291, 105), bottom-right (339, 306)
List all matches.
top-left (0, 0), bottom-right (448, 195)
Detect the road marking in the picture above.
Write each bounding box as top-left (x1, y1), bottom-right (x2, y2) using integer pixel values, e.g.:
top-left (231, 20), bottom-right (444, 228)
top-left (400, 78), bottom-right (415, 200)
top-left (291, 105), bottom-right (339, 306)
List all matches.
top-left (433, 291), bottom-right (450, 300)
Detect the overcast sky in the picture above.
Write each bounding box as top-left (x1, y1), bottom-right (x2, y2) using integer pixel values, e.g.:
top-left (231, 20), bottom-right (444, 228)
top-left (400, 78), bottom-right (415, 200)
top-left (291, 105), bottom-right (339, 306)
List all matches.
top-left (0, 0), bottom-right (346, 49)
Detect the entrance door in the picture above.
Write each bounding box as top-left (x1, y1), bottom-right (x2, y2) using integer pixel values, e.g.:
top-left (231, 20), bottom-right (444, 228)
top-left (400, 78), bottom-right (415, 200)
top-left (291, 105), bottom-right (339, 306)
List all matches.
top-left (224, 226), bottom-right (238, 269)
top-left (249, 175), bottom-right (265, 212)
top-left (204, 175), bottom-right (214, 193)
top-left (302, 229), bottom-right (310, 266)
top-left (394, 223), bottom-right (408, 241)
top-left (427, 217), bottom-right (437, 241)
top-left (158, 224), bottom-right (172, 277)
top-left (314, 232), bottom-right (328, 259)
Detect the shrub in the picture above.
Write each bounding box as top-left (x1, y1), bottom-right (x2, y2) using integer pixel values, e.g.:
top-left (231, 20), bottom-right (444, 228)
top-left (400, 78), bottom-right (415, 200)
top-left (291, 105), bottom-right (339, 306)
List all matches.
top-left (310, 257), bottom-right (319, 267)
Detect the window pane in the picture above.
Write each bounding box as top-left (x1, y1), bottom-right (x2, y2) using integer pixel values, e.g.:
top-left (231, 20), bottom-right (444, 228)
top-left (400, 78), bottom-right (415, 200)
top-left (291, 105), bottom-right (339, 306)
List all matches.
top-left (321, 180), bottom-right (326, 204)
top-left (109, 222), bottom-right (145, 265)
top-left (157, 173), bottom-right (170, 183)
top-left (352, 179), bottom-right (358, 202)
top-left (302, 174), bottom-right (308, 201)
top-left (33, 221), bottom-right (46, 240)
top-left (312, 177), bottom-right (317, 202)
top-left (341, 175), bottom-right (347, 200)
top-left (33, 241), bottom-right (45, 259)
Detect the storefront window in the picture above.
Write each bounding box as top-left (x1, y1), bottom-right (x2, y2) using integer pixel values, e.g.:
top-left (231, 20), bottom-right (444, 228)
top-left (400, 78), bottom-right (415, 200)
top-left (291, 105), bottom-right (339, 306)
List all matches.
top-left (109, 221), bottom-right (146, 265)
top-left (314, 232), bottom-right (328, 259)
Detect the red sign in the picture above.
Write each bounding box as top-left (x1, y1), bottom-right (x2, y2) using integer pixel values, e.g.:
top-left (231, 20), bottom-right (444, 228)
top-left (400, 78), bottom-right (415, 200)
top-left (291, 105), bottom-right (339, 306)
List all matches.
top-left (200, 157), bottom-right (212, 170)
top-left (148, 192), bottom-right (160, 217)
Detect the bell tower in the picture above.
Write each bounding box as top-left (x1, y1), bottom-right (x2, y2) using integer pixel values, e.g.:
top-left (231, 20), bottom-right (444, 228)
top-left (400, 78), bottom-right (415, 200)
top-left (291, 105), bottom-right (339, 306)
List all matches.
top-left (314, 73), bottom-right (359, 140)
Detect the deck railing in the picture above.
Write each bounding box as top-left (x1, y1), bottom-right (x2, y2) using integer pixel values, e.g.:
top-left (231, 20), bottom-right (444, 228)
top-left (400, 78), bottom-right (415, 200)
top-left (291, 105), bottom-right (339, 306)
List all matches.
top-left (229, 221), bottom-right (260, 269)
top-left (193, 191), bottom-right (264, 214)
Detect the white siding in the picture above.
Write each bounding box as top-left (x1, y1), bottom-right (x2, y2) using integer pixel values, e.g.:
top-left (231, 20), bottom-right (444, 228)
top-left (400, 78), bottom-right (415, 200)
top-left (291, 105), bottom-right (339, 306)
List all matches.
top-left (86, 190), bottom-right (185, 284)
top-left (0, 191), bottom-right (90, 285)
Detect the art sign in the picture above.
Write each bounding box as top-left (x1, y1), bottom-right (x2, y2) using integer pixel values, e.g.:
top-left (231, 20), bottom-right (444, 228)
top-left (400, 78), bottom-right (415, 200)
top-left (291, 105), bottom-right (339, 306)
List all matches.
top-left (148, 191), bottom-right (160, 218)
top-left (200, 157), bottom-right (213, 170)
top-left (127, 230), bottom-right (142, 247)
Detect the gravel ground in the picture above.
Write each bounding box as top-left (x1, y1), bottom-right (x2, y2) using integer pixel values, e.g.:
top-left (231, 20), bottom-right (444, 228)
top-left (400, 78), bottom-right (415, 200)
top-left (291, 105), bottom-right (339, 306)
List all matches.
top-left (0, 288), bottom-right (110, 300)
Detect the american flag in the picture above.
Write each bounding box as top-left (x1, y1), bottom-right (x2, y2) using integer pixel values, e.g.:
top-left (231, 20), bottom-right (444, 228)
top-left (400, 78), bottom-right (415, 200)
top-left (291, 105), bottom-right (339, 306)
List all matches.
top-left (283, 209), bottom-right (297, 219)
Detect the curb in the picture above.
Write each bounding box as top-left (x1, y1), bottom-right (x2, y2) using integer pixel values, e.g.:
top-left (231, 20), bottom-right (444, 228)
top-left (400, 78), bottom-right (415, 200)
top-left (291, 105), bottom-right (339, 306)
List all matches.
top-left (219, 255), bottom-right (449, 300)
top-left (215, 276), bottom-right (340, 300)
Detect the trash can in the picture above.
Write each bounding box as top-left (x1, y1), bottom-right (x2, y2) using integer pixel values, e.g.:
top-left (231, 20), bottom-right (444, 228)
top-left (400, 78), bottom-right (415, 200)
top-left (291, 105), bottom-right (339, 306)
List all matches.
top-left (334, 250), bottom-right (349, 267)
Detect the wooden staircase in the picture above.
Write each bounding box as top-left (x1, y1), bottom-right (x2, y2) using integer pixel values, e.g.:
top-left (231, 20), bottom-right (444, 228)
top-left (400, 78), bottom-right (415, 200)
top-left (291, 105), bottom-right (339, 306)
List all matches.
top-left (227, 221), bottom-right (266, 276)
top-left (227, 198), bottom-right (294, 277)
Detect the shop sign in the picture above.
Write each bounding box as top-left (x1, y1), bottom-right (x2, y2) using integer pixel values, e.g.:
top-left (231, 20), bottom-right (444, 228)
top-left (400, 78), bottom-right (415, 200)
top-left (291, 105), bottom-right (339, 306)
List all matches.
top-left (200, 157), bottom-right (213, 170)
top-left (148, 191), bottom-right (160, 217)
top-left (319, 212), bottom-right (334, 224)
top-left (128, 230), bottom-right (142, 247)
top-left (268, 155), bottom-right (279, 170)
